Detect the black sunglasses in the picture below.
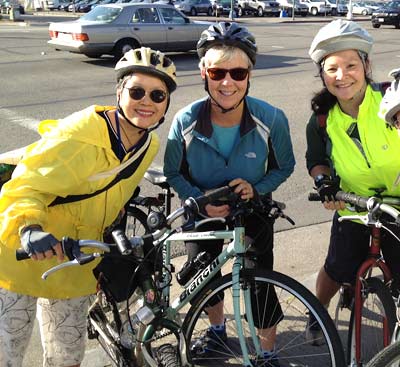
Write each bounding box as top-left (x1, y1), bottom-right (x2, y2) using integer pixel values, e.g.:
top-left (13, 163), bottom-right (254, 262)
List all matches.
top-left (124, 86), bottom-right (167, 103)
top-left (206, 68), bottom-right (249, 81)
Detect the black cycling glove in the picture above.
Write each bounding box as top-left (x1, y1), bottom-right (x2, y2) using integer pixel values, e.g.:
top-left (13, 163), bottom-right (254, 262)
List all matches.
top-left (20, 226), bottom-right (59, 257)
top-left (314, 174), bottom-right (340, 203)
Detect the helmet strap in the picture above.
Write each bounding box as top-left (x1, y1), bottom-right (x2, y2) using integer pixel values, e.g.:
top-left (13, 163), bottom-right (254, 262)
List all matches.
top-left (204, 77), bottom-right (249, 114)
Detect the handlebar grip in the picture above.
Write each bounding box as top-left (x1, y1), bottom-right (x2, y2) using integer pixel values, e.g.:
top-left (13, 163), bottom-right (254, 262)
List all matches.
top-left (308, 192), bottom-right (321, 201)
top-left (194, 186), bottom-right (234, 209)
top-left (16, 248), bottom-right (30, 261)
top-left (335, 191), bottom-right (369, 209)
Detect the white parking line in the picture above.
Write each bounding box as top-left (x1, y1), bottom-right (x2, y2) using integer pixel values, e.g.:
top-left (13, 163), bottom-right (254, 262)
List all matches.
top-left (0, 108), bottom-right (39, 131)
top-left (271, 45), bottom-right (285, 49)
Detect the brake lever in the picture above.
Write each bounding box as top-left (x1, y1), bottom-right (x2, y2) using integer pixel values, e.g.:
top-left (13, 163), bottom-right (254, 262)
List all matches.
top-left (338, 214), bottom-right (380, 227)
top-left (41, 253), bottom-right (101, 280)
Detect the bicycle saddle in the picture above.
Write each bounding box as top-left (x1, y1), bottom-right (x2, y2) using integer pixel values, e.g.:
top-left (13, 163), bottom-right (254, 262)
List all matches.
top-left (144, 168), bottom-right (170, 189)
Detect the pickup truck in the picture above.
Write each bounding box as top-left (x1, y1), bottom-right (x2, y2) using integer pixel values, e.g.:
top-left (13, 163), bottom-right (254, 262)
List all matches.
top-left (299, 0), bottom-right (331, 15)
top-left (237, 0), bottom-right (281, 16)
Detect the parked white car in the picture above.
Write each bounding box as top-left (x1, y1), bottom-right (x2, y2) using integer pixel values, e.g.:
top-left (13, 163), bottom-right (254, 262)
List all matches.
top-left (351, 1), bottom-right (373, 14)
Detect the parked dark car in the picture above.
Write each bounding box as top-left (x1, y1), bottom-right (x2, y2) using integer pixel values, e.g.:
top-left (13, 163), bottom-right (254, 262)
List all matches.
top-left (371, 0), bottom-right (400, 28)
top-left (211, 0), bottom-right (239, 16)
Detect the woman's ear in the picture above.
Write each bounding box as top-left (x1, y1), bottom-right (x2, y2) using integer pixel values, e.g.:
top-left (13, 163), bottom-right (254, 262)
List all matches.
top-left (200, 67), bottom-right (206, 80)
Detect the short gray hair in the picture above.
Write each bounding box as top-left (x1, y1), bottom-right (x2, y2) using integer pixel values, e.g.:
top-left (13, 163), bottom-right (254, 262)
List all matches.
top-left (199, 45), bottom-right (253, 70)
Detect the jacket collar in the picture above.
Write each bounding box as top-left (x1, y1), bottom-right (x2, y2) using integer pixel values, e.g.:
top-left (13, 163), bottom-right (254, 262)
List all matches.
top-left (194, 97), bottom-right (256, 138)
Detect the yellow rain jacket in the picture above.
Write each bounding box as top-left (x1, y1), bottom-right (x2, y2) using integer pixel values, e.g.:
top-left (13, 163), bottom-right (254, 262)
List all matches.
top-left (327, 85), bottom-right (400, 216)
top-left (0, 105), bottom-right (159, 299)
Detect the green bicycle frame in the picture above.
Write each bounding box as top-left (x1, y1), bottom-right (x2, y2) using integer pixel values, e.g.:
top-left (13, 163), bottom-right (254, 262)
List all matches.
top-left (142, 223), bottom-right (261, 366)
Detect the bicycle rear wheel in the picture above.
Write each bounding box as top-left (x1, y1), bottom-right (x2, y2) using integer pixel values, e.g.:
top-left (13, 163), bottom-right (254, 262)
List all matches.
top-left (366, 340), bottom-right (400, 367)
top-left (347, 276), bottom-right (396, 366)
top-left (183, 269), bottom-right (345, 366)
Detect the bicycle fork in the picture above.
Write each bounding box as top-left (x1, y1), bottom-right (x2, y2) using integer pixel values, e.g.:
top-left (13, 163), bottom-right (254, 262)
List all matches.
top-left (352, 257), bottom-right (392, 366)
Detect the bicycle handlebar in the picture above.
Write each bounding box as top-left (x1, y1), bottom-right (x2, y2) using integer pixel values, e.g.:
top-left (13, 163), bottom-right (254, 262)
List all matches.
top-left (309, 190), bottom-right (400, 225)
top-left (15, 186), bottom-right (294, 279)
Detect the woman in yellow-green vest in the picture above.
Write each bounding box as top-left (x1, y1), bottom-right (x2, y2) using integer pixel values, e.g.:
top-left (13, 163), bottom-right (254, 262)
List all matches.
top-left (0, 48), bottom-right (177, 367)
top-left (305, 19), bottom-right (400, 343)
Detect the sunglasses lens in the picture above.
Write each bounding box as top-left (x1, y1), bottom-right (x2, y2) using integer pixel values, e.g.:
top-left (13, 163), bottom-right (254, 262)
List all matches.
top-left (128, 87), bottom-right (167, 103)
top-left (150, 90), bottom-right (167, 103)
top-left (230, 68), bottom-right (249, 81)
top-left (207, 68), bottom-right (248, 81)
top-left (207, 68), bottom-right (227, 81)
top-left (129, 87), bottom-right (146, 100)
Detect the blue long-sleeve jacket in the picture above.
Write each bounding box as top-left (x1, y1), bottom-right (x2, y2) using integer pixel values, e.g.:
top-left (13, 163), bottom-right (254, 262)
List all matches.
top-left (164, 96), bottom-right (295, 200)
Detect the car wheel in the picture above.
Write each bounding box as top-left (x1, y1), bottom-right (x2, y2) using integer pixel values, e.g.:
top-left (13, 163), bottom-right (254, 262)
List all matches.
top-left (396, 22), bottom-right (400, 29)
top-left (361, 9), bottom-right (368, 15)
top-left (257, 6), bottom-right (264, 16)
top-left (237, 6), bottom-right (243, 16)
top-left (190, 7), bottom-right (197, 15)
top-left (310, 7), bottom-right (318, 15)
top-left (372, 23), bottom-right (380, 28)
top-left (331, 8), bottom-right (336, 15)
top-left (113, 39), bottom-right (139, 60)
top-left (207, 6), bottom-right (213, 15)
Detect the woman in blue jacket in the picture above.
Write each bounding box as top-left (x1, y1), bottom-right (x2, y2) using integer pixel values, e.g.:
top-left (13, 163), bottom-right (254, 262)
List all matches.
top-left (164, 22), bottom-right (295, 366)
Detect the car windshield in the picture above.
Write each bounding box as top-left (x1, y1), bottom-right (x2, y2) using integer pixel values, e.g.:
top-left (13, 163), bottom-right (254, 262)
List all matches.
top-left (80, 5), bottom-right (122, 22)
top-left (387, 0), bottom-right (400, 7)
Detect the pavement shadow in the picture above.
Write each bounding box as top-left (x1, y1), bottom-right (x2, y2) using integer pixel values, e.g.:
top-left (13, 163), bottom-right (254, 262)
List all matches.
top-left (82, 52), bottom-right (306, 74)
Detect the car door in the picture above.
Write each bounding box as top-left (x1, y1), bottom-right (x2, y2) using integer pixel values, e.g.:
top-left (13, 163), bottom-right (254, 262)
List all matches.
top-left (158, 7), bottom-right (201, 51)
top-left (127, 6), bottom-right (168, 51)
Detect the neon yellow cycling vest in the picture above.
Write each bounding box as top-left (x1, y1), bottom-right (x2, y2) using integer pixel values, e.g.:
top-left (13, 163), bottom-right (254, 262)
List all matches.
top-left (327, 84), bottom-right (400, 216)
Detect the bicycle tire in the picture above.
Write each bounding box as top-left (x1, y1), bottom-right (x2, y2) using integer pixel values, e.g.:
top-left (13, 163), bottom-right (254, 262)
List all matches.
top-left (125, 207), bottom-right (149, 237)
top-left (183, 269), bottom-right (346, 366)
top-left (156, 343), bottom-right (182, 367)
top-left (347, 276), bottom-right (396, 366)
top-left (366, 340), bottom-right (400, 367)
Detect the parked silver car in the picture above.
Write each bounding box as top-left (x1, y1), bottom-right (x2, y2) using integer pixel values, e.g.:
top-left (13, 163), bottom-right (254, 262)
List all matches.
top-left (48, 3), bottom-right (211, 59)
top-left (174, 0), bottom-right (214, 15)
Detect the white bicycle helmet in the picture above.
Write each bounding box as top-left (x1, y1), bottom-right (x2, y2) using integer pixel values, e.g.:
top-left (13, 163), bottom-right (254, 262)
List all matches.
top-left (309, 19), bottom-right (373, 64)
top-left (378, 68), bottom-right (400, 125)
top-left (115, 47), bottom-right (177, 93)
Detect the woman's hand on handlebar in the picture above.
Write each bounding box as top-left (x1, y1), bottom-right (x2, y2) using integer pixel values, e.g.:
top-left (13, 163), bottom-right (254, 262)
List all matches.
top-left (20, 226), bottom-right (64, 262)
top-left (229, 178), bottom-right (254, 200)
top-left (322, 200), bottom-right (346, 211)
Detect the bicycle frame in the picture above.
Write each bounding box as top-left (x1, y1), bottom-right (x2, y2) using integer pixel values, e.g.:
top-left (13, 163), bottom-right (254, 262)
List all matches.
top-left (337, 196), bottom-right (400, 367)
top-left (349, 225), bottom-right (393, 366)
top-left (140, 223), bottom-right (261, 367)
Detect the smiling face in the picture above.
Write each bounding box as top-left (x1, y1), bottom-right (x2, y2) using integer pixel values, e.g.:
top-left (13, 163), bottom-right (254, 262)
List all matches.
top-left (117, 72), bottom-right (168, 130)
top-left (201, 47), bottom-right (251, 112)
top-left (321, 49), bottom-right (368, 104)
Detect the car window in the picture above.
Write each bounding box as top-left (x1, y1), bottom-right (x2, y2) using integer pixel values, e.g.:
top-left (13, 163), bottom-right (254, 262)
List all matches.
top-left (131, 7), bottom-right (160, 23)
top-left (159, 7), bottom-right (186, 23)
top-left (80, 5), bottom-right (122, 22)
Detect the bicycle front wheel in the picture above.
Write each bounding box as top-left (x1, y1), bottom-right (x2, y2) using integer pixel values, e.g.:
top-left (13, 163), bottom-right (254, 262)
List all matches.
top-left (366, 340), bottom-right (400, 367)
top-left (347, 276), bottom-right (396, 365)
top-left (183, 269), bottom-right (345, 366)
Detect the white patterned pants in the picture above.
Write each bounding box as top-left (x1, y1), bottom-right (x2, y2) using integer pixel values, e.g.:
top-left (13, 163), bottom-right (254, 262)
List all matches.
top-left (0, 288), bottom-right (90, 367)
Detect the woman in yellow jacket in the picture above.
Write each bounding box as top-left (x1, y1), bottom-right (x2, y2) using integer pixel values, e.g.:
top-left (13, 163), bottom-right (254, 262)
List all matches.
top-left (0, 48), bottom-right (177, 367)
